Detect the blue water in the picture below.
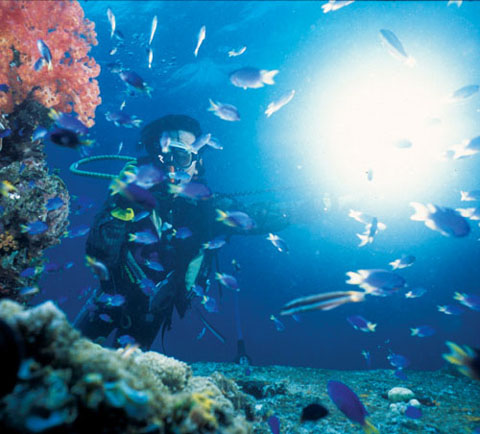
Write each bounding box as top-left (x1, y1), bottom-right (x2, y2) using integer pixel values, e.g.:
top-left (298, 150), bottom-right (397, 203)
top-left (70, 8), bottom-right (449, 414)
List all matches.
top-left (36, 0), bottom-right (480, 371)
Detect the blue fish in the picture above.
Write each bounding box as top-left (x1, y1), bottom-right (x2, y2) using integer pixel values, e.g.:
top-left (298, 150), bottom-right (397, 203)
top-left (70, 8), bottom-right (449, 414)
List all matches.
top-left (202, 296), bottom-right (218, 313)
top-left (327, 380), bottom-right (378, 433)
top-left (175, 226), bottom-right (192, 239)
top-left (99, 313), bottom-right (113, 323)
top-left (117, 334), bottom-right (136, 346)
top-left (411, 325), bottom-right (436, 338)
top-left (20, 221), bottom-right (48, 235)
top-left (405, 406), bottom-right (422, 419)
top-left (50, 109), bottom-right (88, 135)
top-left (0, 129), bottom-right (12, 139)
top-left (128, 230), bottom-right (158, 245)
top-left (46, 197), bottom-right (64, 212)
top-left (388, 352), bottom-right (410, 369)
top-left (67, 224), bottom-right (90, 238)
top-left (145, 260), bottom-right (164, 272)
top-left (0, 84), bottom-right (9, 92)
top-left (20, 266), bottom-right (43, 278)
top-left (35, 39), bottom-right (53, 71)
top-left (32, 126), bottom-right (48, 141)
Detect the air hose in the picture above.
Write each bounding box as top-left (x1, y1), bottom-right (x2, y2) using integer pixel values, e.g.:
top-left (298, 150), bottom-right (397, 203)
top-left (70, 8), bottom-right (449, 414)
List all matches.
top-left (69, 155), bottom-right (137, 180)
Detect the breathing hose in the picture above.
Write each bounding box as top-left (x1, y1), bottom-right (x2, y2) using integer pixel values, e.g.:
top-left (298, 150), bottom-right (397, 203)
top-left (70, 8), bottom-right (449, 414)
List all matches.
top-left (69, 155), bottom-right (137, 180)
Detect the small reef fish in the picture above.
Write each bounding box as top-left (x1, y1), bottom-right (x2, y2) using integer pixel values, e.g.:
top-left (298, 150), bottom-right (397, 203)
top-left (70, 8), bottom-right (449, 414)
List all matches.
top-left (148, 48), bottom-right (153, 69)
top-left (66, 224), bottom-right (90, 238)
top-left (169, 171), bottom-right (192, 183)
top-left (280, 290), bottom-right (365, 316)
top-left (134, 164), bottom-right (165, 189)
top-left (208, 99), bottom-right (240, 121)
top-left (50, 109), bottom-right (89, 135)
top-left (447, 84), bottom-right (479, 103)
top-left (119, 70), bottom-right (152, 96)
top-left (270, 315), bottom-right (285, 331)
top-left (107, 8), bottom-right (116, 38)
top-left (405, 406), bottom-right (422, 420)
top-left (357, 217), bottom-right (379, 247)
top-left (111, 207), bottom-right (135, 221)
top-left (19, 286), bottom-right (40, 296)
top-left (346, 269), bottom-right (406, 295)
top-left (168, 182), bottom-right (212, 201)
top-left (460, 190), bottom-right (480, 201)
top-left (85, 255), bottom-right (109, 281)
top-left (105, 111), bottom-right (142, 128)
top-left (443, 341), bottom-right (480, 380)
top-left (266, 233), bottom-right (288, 253)
top-left (191, 133), bottom-right (213, 154)
top-left (267, 415), bottom-right (280, 434)
top-left (347, 315), bottom-right (377, 332)
top-left (98, 293), bottom-right (126, 307)
top-left (405, 287), bottom-right (427, 299)
top-left (174, 227), bottom-right (192, 239)
top-left (202, 295), bottom-right (218, 313)
top-left (228, 46), bottom-right (246, 57)
top-left (410, 202), bottom-right (470, 237)
top-left (216, 209), bottom-right (255, 230)
top-left (327, 380), bottom-right (378, 434)
top-left (411, 325), bottom-right (436, 337)
top-left (437, 304), bottom-right (465, 315)
top-left (300, 403), bottom-right (329, 423)
top-left (117, 335), bottom-right (136, 346)
top-left (348, 210), bottom-right (387, 229)
top-left (194, 25), bottom-right (206, 57)
top-left (48, 128), bottom-right (93, 150)
top-left (149, 15), bottom-right (158, 45)
top-left (215, 272), bottom-right (239, 291)
top-left (20, 266), bottom-right (44, 278)
top-left (34, 39), bottom-right (53, 71)
top-left (196, 327), bottom-right (206, 340)
top-left (379, 29), bottom-right (415, 67)
top-left (390, 254), bottom-right (415, 270)
top-left (444, 136), bottom-right (480, 160)
top-left (265, 90), bottom-right (295, 118)
top-left (20, 221), bottom-right (48, 235)
top-left (321, 0), bottom-right (355, 13)
top-left (0, 180), bottom-right (16, 197)
top-left (145, 260), bottom-right (164, 272)
top-left (388, 352), bottom-right (410, 369)
top-left (203, 236), bottom-right (226, 250)
top-left (99, 313), bottom-right (113, 323)
top-left (128, 230), bottom-right (158, 245)
top-left (45, 197), bottom-right (64, 212)
top-left (456, 207), bottom-right (480, 220)
top-left (453, 292), bottom-right (480, 311)
top-left (229, 67), bottom-right (278, 89)
top-left (110, 179), bottom-right (157, 210)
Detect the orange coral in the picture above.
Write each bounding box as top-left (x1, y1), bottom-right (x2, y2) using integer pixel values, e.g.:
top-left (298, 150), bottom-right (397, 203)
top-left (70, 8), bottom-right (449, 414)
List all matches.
top-left (0, 1), bottom-right (101, 127)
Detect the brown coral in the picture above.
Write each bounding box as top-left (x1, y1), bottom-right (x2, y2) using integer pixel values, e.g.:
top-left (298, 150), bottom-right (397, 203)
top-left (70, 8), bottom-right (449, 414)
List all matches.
top-left (0, 231), bottom-right (18, 253)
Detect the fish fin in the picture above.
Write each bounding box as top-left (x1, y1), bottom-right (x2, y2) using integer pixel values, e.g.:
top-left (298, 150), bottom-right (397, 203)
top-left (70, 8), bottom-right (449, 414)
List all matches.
top-left (460, 191), bottom-right (469, 201)
top-left (363, 418), bottom-right (379, 434)
top-left (208, 99), bottom-right (218, 112)
top-left (321, 3), bottom-right (333, 13)
top-left (19, 224), bottom-right (28, 233)
top-left (47, 60), bottom-right (53, 71)
top-left (357, 233), bottom-right (370, 247)
top-left (367, 322), bottom-right (377, 332)
top-left (109, 178), bottom-right (123, 196)
top-left (168, 183), bottom-right (181, 195)
top-left (34, 57), bottom-right (46, 71)
top-left (215, 209), bottom-right (227, 221)
top-left (410, 328), bottom-right (418, 336)
top-left (389, 260), bottom-right (399, 270)
top-left (453, 292), bottom-right (464, 301)
top-left (346, 271), bottom-right (363, 285)
top-left (377, 222), bottom-right (387, 231)
top-left (128, 233), bottom-right (136, 242)
top-left (456, 207), bottom-right (474, 218)
top-left (261, 69), bottom-right (279, 85)
top-left (132, 119), bottom-right (143, 128)
top-left (409, 202), bottom-right (429, 221)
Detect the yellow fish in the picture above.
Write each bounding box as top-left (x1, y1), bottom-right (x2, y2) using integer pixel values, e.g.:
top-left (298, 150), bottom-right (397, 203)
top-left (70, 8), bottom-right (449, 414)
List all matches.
top-left (111, 207), bottom-right (134, 221)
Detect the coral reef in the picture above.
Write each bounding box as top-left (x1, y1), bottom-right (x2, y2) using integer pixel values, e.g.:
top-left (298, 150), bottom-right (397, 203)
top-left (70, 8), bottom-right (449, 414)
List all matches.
top-left (0, 146), bottom-right (70, 301)
top-left (0, 1), bottom-right (101, 127)
top-left (0, 300), bottom-right (252, 433)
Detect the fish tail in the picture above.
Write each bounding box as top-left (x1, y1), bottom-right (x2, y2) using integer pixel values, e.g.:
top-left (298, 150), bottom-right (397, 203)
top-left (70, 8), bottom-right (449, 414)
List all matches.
top-left (357, 233), bottom-right (370, 247)
top-left (265, 105), bottom-right (274, 118)
top-left (20, 224), bottom-right (28, 233)
top-left (367, 322), bottom-right (377, 332)
top-left (346, 271), bottom-right (363, 285)
top-left (409, 202), bottom-right (429, 221)
top-left (363, 418), bottom-right (379, 434)
top-left (168, 183), bottom-right (181, 195)
top-left (456, 207), bottom-right (474, 218)
top-left (261, 69), bottom-right (279, 85)
top-left (132, 119), bottom-right (143, 128)
top-left (460, 191), bottom-right (469, 201)
top-left (145, 85), bottom-right (153, 98)
top-left (321, 3), bottom-right (333, 13)
top-left (109, 178), bottom-right (124, 196)
top-left (215, 209), bottom-right (227, 222)
top-left (208, 99), bottom-right (218, 112)
top-left (453, 292), bottom-right (464, 302)
top-left (410, 328), bottom-right (419, 336)
top-left (49, 108), bottom-right (60, 120)
top-left (443, 341), bottom-right (469, 365)
top-left (128, 233), bottom-right (136, 242)
top-left (389, 260), bottom-right (399, 270)
top-left (47, 60), bottom-right (53, 71)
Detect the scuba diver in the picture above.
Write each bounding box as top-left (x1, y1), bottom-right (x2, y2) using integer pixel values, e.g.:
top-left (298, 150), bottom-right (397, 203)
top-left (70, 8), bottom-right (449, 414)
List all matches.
top-left (74, 115), bottom-right (290, 355)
